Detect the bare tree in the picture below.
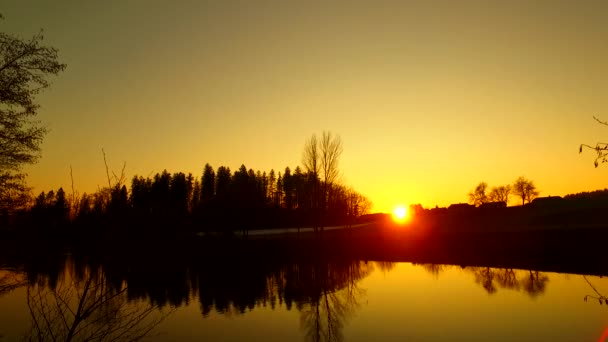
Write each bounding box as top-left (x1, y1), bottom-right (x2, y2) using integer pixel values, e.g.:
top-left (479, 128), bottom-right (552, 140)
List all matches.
top-left (303, 131), bottom-right (344, 230)
top-left (512, 176), bottom-right (539, 206)
top-left (303, 134), bottom-right (321, 230)
top-left (0, 15), bottom-right (66, 212)
top-left (303, 134), bottom-right (320, 180)
top-left (488, 185), bottom-right (511, 205)
top-left (468, 182), bottom-right (488, 207)
top-left (580, 116), bottom-right (608, 167)
top-left (320, 131), bottom-right (343, 212)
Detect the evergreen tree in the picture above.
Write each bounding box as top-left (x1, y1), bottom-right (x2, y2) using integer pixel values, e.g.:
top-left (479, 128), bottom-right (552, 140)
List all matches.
top-left (201, 163), bottom-right (215, 201)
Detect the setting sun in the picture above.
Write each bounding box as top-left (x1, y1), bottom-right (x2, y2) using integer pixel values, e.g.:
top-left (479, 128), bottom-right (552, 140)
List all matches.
top-left (393, 206), bottom-right (408, 222)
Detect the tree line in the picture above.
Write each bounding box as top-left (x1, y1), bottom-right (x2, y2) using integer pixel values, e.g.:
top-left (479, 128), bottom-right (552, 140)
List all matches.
top-left (468, 176), bottom-right (539, 207)
top-left (22, 132), bottom-right (371, 235)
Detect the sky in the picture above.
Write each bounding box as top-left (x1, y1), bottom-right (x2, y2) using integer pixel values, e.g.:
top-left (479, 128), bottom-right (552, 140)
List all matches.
top-left (3, 1), bottom-right (608, 213)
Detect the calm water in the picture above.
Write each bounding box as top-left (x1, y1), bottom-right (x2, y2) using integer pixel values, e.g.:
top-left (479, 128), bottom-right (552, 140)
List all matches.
top-left (1, 258), bottom-right (607, 341)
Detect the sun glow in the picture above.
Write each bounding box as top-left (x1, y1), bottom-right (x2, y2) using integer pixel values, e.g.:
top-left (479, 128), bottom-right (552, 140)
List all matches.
top-left (393, 205), bottom-right (408, 223)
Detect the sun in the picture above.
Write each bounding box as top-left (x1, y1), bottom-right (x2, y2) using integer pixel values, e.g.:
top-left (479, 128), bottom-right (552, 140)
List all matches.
top-left (393, 205), bottom-right (408, 222)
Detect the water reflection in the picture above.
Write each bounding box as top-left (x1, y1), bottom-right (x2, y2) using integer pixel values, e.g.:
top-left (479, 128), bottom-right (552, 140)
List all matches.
top-left (416, 264), bottom-right (550, 297)
top-left (472, 268), bottom-right (549, 296)
top-left (192, 258), bottom-right (375, 341)
top-left (2, 248), bottom-right (379, 341)
top-left (583, 275), bottom-right (608, 306)
top-left (3, 246), bottom-right (607, 341)
top-left (23, 259), bottom-right (173, 341)
top-left (0, 269), bottom-right (26, 297)
top-left (297, 261), bottom-right (372, 342)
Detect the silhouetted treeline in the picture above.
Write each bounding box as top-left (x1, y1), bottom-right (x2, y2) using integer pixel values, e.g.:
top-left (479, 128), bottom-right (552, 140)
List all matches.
top-left (563, 188), bottom-right (608, 206)
top-left (14, 163), bottom-right (370, 236)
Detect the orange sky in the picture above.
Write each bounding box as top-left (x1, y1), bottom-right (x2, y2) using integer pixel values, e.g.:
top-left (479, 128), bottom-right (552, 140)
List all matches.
top-left (4, 1), bottom-right (608, 212)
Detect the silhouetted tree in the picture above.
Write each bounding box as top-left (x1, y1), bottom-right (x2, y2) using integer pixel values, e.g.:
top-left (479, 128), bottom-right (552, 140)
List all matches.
top-left (215, 166), bottom-right (231, 199)
top-left (201, 163), bottom-right (215, 202)
top-left (108, 185), bottom-right (128, 218)
top-left (150, 171), bottom-right (171, 218)
top-left (130, 176), bottom-right (152, 215)
top-left (468, 182), bottom-right (489, 207)
top-left (276, 172), bottom-right (283, 207)
top-left (0, 15), bottom-right (66, 212)
top-left (488, 185), bottom-right (511, 205)
top-left (283, 167), bottom-right (294, 210)
top-left (268, 169), bottom-right (276, 203)
top-left (303, 134), bottom-right (321, 229)
top-left (292, 166), bottom-right (308, 210)
top-left (169, 172), bottom-right (192, 218)
top-left (77, 193), bottom-right (92, 219)
top-left (579, 116), bottom-right (608, 167)
top-left (512, 176), bottom-right (539, 205)
top-left (320, 131), bottom-right (343, 216)
top-left (54, 187), bottom-right (69, 222)
top-left (191, 179), bottom-right (201, 212)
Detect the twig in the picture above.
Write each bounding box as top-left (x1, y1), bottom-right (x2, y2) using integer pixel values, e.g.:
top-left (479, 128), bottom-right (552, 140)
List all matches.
top-left (70, 165), bottom-right (76, 218)
top-left (102, 148), bottom-right (111, 189)
top-left (594, 115), bottom-right (608, 126)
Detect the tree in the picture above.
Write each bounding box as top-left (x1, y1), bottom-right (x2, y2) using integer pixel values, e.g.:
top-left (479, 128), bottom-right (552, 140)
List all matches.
top-left (488, 185), bottom-right (511, 205)
top-left (0, 15), bottom-right (66, 212)
top-left (215, 166), bottom-right (231, 198)
top-left (201, 163), bottom-right (215, 201)
top-left (303, 134), bottom-right (320, 180)
top-left (283, 167), bottom-right (294, 210)
top-left (512, 176), bottom-right (539, 206)
top-left (468, 182), bottom-right (489, 207)
top-left (579, 116), bottom-right (608, 167)
top-left (268, 169), bottom-right (276, 203)
top-left (320, 131), bottom-right (343, 212)
top-left (303, 134), bottom-right (321, 228)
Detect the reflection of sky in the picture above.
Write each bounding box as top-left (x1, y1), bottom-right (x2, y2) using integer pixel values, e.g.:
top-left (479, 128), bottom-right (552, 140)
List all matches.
top-left (1, 263), bottom-right (607, 341)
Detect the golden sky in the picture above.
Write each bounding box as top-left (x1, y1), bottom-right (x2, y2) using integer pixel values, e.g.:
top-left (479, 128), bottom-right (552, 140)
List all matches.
top-left (4, 1), bottom-right (608, 212)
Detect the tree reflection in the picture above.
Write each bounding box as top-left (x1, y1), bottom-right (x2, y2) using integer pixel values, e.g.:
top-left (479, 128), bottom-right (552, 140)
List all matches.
top-left (374, 261), bottom-right (396, 274)
top-left (4, 243), bottom-right (385, 341)
top-left (495, 268), bottom-right (519, 290)
top-left (23, 260), bottom-right (172, 342)
top-left (520, 271), bottom-right (548, 297)
top-left (0, 269), bottom-right (26, 297)
top-left (469, 267), bottom-right (548, 296)
top-left (419, 264), bottom-right (550, 297)
top-left (418, 263), bottom-right (452, 277)
top-left (297, 261), bottom-right (373, 342)
top-left (472, 267), bottom-right (497, 294)
top-left (583, 276), bottom-right (607, 306)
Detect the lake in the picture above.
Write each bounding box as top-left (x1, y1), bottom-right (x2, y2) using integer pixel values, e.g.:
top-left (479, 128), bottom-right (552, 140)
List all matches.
top-left (1, 246), bottom-right (607, 342)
